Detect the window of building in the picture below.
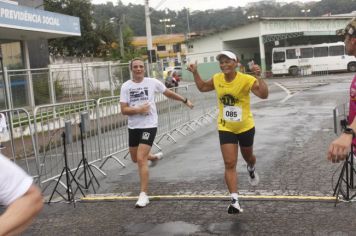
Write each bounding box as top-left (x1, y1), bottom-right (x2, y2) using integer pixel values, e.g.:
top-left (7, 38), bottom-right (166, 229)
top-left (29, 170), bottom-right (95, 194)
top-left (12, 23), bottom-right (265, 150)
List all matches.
top-left (329, 45), bottom-right (344, 56)
top-left (173, 44), bottom-right (181, 53)
top-left (314, 47), bottom-right (328, 57)
top-left (204, 57), bottom-right (208, 63)
top-left (210, 56), bottom-right (214, 62)
top-left (1, 42), bottom-right (23, 69)
top-left (300, 48), bottom-right (313, 58)
top-left (157, 45), bottom-right (166, 51)
top-left (286, 49), bottom-right (297, 59)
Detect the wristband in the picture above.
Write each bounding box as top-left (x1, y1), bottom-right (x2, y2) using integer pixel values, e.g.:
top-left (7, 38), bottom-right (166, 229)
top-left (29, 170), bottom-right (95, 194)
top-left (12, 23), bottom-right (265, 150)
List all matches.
top-left (183, 98), bottom-right (188, 104)
top-left (344, 127), bottom-right (355, 138)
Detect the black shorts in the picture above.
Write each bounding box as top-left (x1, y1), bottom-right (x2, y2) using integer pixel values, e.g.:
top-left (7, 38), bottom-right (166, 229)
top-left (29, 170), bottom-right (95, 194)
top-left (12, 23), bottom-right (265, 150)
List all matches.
top-left (218, 127), bottom-right (255, 147)
top-left (128, 128), bottom-right (157, 147)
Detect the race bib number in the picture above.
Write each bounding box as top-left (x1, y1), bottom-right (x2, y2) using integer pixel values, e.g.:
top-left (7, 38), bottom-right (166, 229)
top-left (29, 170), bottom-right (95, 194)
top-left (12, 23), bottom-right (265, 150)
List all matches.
top-left (223, 106), bottom-right (242, 122)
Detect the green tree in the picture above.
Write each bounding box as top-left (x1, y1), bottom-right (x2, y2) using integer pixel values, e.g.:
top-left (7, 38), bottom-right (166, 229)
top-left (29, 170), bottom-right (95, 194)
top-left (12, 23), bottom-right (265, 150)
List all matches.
top-left (44, 0), bottom-right (101, 56)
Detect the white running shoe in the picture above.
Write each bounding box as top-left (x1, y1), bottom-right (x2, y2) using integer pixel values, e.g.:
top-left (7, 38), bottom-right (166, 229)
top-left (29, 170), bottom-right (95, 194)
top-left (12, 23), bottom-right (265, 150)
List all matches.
top-left (150, 152), bottom-right (163, 167)
top-left (135, 192), bottom-right (149, 208)
top-left (227, 198), bottom-right (243, 214)
top-left (247, 165), bottom-right (260, 186)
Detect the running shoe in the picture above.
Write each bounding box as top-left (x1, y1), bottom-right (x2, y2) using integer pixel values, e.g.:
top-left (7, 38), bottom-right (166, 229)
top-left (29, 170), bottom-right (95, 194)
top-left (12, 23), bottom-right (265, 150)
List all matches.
top-left (135, 192), bottom-right (150, 208)
top-left (150, 152), bottom-right (163, 167)
top-left (247, 165), bottom-right (260, 186)
top-left (227, 198), bottom-right (243, 214)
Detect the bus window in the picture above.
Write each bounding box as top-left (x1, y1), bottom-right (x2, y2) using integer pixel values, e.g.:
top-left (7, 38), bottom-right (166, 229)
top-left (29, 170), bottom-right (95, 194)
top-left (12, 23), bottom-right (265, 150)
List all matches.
top-left (286, 49), bottom-right (297, 59)
top-left (300, 48), bottom-right (313, 58)
top-left (273, 51), bottom-right (285, 63)
top-left (329, 45), bottom-right (344, 56)
top-left (314, 47), bottom-right (328, 57)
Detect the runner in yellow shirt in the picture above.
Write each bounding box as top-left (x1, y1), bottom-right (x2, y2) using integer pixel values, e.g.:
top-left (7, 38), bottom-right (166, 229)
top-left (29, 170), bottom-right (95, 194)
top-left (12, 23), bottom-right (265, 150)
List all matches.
top-left (187, 51), bottom-right (268, 214)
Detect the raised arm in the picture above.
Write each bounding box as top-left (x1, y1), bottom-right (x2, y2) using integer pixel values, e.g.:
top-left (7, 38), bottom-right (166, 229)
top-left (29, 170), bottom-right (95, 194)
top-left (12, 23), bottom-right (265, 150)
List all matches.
top-left (250, 64), bottom-right (269, 99)
top-left (187, 61), bottom-right (214, 92)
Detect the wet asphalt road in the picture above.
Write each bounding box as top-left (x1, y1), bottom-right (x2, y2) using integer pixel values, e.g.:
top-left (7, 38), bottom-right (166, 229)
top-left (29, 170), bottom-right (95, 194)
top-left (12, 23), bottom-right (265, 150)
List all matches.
top-left (24, 73), bottom-right (356, 235)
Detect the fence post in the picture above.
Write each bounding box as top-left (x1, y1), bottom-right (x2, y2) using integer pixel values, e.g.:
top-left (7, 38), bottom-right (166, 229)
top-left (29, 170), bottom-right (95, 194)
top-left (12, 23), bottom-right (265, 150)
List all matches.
top-left (82, 62), bottom-right (89, 100)
top-left (3, 67), bottom-right (12, 109)
top-left (48, 65), bottom-right (56, 105)
top-left (108, 61), bottom-right (114, 96)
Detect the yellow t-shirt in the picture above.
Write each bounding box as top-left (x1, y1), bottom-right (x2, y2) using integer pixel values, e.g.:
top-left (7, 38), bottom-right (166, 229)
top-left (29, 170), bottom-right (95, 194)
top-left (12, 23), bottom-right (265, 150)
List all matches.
top-left (213, 72), bottom-right (256, 134)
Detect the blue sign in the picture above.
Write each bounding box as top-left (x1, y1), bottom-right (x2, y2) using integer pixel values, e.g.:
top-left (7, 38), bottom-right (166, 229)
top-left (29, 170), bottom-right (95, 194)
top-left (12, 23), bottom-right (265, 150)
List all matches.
top-left (0, 1), bottom-right (80, 36)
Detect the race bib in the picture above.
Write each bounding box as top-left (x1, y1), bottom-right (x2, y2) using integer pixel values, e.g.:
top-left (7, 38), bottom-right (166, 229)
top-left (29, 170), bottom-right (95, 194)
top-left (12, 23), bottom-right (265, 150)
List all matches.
top-left (223, 106), bottom-right (242, 122)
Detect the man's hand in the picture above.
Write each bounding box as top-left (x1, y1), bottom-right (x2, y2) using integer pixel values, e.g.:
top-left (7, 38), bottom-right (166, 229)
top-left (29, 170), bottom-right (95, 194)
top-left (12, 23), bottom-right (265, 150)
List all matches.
top-left (251, 64), bottom-right (261, 77)
top-left (187, 61), bottom-right (198, 74)
top-left (327, 133), bottom-right (353, 163)
top-left (185, 99), bottom-right (194, 109)
top-left (139, 102), bottom-right (150, 114)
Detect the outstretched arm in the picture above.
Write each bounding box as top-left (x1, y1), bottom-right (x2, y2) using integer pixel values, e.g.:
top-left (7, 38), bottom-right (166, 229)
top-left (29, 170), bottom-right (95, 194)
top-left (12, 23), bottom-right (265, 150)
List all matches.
top-left (250, 64), bottom-right (268, 99)
top-left (187, 61), bottom-right (214, 92)
top-left (0, 185), bottom-right (43, 236)
top-left (327, 118), bottom-right (356, 162)
top-left (163, 89), bottom-right (194, 109)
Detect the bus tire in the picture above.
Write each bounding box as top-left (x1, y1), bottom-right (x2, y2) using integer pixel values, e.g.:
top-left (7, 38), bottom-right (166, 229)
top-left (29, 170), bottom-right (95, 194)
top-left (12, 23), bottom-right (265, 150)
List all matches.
top-left (289, 67), bottom-right (298, 76)
top-left (348, 62), bottom-right (356, 72)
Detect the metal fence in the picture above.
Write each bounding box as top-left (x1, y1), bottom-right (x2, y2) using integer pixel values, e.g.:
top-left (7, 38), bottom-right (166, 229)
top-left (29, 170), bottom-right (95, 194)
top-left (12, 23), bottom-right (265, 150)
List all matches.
top-left (0, 83), bottom-right (217, 192)
top-left (0, 108), bottom-right (39, 179)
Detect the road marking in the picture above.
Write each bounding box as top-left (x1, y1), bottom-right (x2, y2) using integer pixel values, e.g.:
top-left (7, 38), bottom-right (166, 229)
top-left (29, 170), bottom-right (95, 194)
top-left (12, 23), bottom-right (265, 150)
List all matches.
top-left (81, 194), bottom-right (337, 202)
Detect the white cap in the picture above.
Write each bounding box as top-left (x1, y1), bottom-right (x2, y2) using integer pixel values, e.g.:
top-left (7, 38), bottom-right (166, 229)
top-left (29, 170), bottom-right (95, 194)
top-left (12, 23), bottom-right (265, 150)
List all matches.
top-left (216, 51), bottom-right (237, 61)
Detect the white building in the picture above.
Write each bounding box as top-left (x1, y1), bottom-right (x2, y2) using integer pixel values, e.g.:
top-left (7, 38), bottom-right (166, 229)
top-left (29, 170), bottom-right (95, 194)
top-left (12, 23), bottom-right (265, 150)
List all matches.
top-left (186, 16), bottom-right (351, 73)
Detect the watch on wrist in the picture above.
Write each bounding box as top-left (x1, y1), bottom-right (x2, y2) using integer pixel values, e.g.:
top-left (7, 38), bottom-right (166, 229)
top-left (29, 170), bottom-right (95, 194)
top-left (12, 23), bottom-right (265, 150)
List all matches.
top-left (344, 127), bottom-right (355, 138)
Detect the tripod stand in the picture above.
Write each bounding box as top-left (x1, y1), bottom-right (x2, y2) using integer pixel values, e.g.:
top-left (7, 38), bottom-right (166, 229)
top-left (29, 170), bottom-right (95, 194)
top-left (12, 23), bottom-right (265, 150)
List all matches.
top-left (48, 131), bottom-right (85, 205)
top-left (333, 145), bottom-right (356, 205)
top-left (72, 120), bottom-right (100, 193)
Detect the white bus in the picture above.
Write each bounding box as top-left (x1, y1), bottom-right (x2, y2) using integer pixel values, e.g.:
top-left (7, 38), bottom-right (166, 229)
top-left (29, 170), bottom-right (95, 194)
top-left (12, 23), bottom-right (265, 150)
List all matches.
top-left (271, 42), bottom-right (356, 76)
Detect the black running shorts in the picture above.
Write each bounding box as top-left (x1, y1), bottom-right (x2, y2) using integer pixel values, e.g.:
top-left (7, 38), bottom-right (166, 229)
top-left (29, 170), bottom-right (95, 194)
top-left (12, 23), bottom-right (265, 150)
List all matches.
top-left (218, 127), bottom-right (255, 147)
top-left (128, 128), bottom-right (157, 147)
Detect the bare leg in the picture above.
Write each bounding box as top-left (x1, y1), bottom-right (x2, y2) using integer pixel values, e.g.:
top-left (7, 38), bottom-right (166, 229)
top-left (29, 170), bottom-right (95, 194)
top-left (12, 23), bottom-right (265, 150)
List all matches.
top-left (130, 146), bottom-right (158, 162)
top-left (134, 144), bottom-right (152, 193)
top-left (220, 143), bottom-right (238, 193)
top-left (240, 146), bottom-right (256, 167)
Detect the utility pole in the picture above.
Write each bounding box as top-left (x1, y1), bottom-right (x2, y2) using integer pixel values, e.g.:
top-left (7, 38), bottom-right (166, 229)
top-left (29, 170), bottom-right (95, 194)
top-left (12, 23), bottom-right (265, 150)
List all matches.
top-left (119, 15), bottom-right (125, 58)
top-left (145, 0), bottom-right (153, 51)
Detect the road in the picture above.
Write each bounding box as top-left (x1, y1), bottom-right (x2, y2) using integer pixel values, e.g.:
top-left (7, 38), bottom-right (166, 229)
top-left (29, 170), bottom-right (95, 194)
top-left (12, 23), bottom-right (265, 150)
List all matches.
top-left (24, 73), bottom-right (356, 235)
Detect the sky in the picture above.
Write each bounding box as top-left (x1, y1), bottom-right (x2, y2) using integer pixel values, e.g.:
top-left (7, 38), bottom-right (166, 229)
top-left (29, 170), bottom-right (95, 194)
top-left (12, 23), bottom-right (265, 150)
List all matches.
top-left (91, 0), bottom-right (320, 12)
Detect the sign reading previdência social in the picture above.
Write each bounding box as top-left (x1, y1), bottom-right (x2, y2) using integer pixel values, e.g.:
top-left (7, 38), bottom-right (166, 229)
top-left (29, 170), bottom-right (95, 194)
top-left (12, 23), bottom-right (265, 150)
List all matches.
top-left (0, 1), bottom-right (80, 36)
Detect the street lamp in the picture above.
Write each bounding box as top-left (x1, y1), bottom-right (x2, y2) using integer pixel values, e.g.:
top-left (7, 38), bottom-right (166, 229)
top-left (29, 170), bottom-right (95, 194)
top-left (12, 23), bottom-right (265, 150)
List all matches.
top-left (301, 9), bottom-right (311, 16)
top-left (159, 18), bottom-right (170, 34)
top-left (166, 24), bottom-right (176, 34)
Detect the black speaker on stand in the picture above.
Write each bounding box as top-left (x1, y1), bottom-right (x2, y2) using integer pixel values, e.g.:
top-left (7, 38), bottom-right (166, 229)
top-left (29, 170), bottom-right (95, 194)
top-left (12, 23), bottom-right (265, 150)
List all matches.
top-left (48, 121), bottom-right (85, 206)
top-left (72, 111), bottom-right (99, 193)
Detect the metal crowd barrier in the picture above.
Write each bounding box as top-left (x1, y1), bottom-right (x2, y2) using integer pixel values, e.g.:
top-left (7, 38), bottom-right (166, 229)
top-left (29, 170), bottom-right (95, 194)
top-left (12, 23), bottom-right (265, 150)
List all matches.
top-left (96, 96), bottom-right (128, 168)
top-left (0, 108), bottom-right (39, 179)
top-left (33, 99), bottom-right (105, 188)
top-left (0, 84), bottom-right (218, 191)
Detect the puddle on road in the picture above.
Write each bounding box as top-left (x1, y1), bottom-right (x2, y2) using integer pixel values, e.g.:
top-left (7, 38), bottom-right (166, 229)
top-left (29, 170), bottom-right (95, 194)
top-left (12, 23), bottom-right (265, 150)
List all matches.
top-left (126, 221), bottom-right (200, 235)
